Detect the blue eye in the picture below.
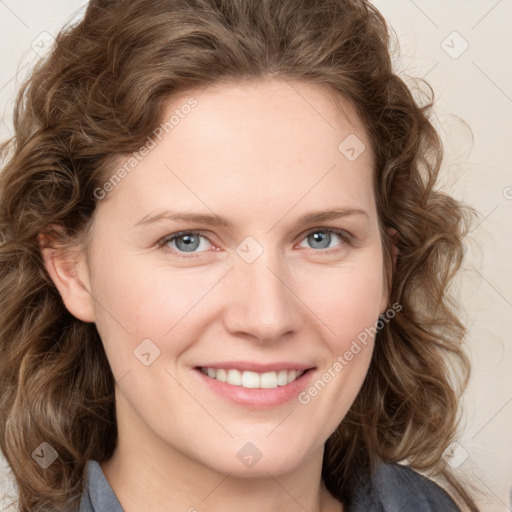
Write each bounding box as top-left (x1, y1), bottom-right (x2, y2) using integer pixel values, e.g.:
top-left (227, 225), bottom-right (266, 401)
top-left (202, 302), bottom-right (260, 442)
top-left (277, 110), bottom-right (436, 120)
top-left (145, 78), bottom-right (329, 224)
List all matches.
top-left (159, 231), bottom-right (212, 254)
top-left (158, 228), bottom-right (350, 256)
top-left (298, 228), bottom-right (349, 251)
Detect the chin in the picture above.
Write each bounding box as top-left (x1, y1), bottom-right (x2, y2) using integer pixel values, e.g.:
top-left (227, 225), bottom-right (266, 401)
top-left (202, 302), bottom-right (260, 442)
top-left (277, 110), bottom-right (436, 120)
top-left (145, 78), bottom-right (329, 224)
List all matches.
top-left (196, 439), bottom-right (312, 478)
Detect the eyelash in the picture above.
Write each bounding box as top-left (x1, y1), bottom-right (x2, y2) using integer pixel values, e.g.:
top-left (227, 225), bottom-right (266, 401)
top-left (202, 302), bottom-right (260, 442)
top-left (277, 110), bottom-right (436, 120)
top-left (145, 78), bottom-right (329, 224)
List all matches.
top-left (156, 228), bottom-right (352, 257)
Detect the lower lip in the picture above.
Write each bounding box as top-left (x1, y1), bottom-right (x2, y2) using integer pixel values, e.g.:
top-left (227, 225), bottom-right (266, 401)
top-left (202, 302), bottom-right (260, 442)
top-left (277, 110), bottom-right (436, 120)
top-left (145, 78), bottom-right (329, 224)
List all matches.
top-left (194, 368), bottom-right (316, 409)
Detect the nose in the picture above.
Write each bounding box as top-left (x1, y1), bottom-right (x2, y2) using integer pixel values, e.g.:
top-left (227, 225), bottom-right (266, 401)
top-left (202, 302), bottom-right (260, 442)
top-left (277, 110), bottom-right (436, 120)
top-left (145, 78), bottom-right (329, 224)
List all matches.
top-left (222, 250), bottom-right (303, 344)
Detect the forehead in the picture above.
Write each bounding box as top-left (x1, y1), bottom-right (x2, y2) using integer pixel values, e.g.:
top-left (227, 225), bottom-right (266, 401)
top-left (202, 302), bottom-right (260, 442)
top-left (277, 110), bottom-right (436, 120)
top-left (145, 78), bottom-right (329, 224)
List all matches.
top-left (98, 79), bottom-right (376, 227)
top-left (166, 78), bottom-right (371, 162)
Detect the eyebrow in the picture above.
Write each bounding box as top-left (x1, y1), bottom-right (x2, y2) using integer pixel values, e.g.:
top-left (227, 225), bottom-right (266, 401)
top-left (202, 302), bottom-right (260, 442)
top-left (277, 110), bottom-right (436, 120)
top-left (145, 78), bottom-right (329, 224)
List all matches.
top-left (133, 208), bottom-right (369, 230)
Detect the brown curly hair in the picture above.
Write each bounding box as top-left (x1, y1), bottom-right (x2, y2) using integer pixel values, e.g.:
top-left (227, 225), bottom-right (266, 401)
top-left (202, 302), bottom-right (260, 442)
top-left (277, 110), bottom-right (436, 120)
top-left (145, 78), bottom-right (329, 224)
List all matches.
top-left (0, 0), bottom-right (477, 510)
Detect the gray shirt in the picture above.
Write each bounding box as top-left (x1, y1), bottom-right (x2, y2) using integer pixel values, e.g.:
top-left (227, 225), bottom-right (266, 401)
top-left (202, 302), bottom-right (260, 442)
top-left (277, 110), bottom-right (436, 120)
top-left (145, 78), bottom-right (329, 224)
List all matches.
top-left (79, 459), bottom-right (462, 511)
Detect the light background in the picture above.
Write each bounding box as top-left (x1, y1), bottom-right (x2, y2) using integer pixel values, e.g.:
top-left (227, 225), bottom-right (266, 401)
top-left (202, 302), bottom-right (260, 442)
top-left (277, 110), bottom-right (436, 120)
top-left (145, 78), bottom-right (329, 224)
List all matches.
top-left (0, 1), bottom-right (510, 511)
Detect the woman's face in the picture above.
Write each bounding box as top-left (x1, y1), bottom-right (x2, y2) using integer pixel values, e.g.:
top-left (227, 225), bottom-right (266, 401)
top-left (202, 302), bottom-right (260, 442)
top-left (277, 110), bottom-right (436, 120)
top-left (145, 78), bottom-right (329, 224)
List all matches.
top-left (75, 79), bottom-right (388, 476)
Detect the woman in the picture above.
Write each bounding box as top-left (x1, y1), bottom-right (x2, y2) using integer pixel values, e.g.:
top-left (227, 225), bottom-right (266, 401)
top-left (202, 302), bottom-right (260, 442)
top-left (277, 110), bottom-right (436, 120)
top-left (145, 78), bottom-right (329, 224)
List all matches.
top-left (0, 0), bottom-right (479, 510)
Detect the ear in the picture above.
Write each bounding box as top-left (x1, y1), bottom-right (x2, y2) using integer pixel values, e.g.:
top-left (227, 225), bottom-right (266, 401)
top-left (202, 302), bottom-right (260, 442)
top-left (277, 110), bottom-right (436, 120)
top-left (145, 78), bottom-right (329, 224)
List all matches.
top-left (38, 227), bottom-right (96, 323)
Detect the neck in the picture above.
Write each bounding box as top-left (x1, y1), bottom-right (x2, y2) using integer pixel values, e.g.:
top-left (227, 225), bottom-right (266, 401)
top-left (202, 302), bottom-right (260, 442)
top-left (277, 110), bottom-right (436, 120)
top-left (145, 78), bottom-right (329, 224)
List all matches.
top-left (102, 454), bottom-right (342, 512)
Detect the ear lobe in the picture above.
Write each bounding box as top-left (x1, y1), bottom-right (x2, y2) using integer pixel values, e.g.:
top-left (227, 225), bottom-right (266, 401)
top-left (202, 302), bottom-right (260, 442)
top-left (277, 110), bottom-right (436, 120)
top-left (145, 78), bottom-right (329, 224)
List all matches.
top-left (38, 230), bottom-right (96, 323)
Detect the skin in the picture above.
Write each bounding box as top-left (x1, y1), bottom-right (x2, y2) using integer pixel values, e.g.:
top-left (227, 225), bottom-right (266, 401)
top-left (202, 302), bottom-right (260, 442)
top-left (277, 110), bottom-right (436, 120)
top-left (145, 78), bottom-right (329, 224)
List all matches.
top-left (41, 79), bottom-right (391, 512)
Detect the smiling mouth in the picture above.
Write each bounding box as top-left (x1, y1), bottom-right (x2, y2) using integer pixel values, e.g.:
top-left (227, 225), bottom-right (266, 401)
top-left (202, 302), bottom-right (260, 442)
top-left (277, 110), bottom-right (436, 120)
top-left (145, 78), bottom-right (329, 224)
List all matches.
top-left (197, 367), bottom-right (312, 389)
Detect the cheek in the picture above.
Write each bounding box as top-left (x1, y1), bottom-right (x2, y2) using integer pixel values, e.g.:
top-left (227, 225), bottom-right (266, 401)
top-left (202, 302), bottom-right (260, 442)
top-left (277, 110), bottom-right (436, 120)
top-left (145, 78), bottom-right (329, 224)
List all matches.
top-left (88, 252), bottom-right (224, 370)
top-left (300, 260), bottom-right (386, 342)
top-left (295, 266), bottom-right (383, 435)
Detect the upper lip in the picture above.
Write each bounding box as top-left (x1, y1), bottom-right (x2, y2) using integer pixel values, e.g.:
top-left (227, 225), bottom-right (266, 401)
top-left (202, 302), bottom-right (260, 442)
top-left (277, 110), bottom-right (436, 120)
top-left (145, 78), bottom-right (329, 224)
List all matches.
top-left (196, 361), bottom-right (316, 373)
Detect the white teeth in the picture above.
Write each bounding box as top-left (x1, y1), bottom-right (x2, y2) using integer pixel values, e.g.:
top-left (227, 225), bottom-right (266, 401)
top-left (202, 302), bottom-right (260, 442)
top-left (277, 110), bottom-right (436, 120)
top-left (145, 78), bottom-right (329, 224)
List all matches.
top-left (200, 367), bottom-right (306, 389)
top-left (241, 371), bottom-right (260, 388)
top-left (227, 369), bottom-right (242, 386)
top-left (260, 371), bottom-right (277, 388)
top-left (277, 370), bottom-right (289, 386)
top-left (215, 368), bottom-right (227, 383)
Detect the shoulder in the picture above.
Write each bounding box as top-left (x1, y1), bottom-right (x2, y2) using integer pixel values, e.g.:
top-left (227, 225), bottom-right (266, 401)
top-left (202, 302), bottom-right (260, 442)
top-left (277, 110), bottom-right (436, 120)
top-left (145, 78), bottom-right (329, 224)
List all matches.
top-left (349, 460), bottom-right (462, 512)
top-left (79, 460), bottom-right (124, 512)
